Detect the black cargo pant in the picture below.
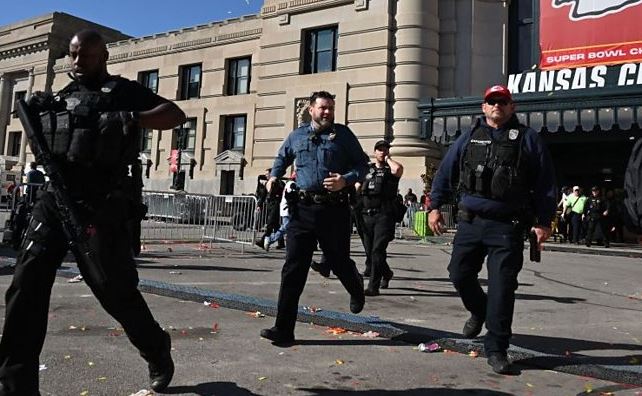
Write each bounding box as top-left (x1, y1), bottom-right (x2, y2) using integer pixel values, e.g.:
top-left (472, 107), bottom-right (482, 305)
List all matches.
top-left (585, 216), bottom-right (609, 247)
top-left (361, 208), bottom-right (395, 290)
top-left (274, 201), bottom-right (364, 336)
top-left (448, 215), bottom-right (524, 354)
top-left (0, 192), bottom-right (167, 395)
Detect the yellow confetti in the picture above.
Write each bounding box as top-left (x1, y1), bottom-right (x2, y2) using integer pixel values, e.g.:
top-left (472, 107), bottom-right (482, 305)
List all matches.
top-left (80, 391), bottom-right (89, 396)
top-left (88, 362), bottom-right (94, 367)
top-left (335, 359), bottom-right (345, 365)
top-left (258, 376), bottom-right (267, 381)
top-left (64, 355), bottom-right (71, 360)
top-left (584, 382), bottom-right (593, 393)
top-left (526, 383), bottom-right (534, 388)
top-left (97, 376), bottom-right (107, 381)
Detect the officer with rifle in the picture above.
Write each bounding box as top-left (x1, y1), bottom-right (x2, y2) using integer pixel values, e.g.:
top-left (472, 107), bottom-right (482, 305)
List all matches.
top-left (0, 30), bottom-right (185, 395)
top-left (428, 85), bottom-right (556, 374)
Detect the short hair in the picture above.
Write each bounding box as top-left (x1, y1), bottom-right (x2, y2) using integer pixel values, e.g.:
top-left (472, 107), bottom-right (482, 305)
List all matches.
top-left (309, 91), bottom-right (335, 104)
top-left (71, 30), bottom-right (106, 48)
top-left (29, 162), bottom-right (37, 169)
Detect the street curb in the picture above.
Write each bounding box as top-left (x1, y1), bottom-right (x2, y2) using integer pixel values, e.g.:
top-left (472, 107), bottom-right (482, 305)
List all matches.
top-left (50, 266), bottom-right (642, 386)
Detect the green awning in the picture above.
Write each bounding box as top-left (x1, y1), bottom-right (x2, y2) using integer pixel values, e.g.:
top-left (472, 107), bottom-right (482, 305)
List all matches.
top-left (418, 86), bottom-right (642, 144)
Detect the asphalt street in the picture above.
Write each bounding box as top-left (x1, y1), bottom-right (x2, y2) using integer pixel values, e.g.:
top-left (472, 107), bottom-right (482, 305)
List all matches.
top-left (0, 238), bottom-right (640, 395)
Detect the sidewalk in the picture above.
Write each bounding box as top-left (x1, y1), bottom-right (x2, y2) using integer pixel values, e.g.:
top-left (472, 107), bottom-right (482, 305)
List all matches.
top-left (43, 238), bottom-right (642, 387)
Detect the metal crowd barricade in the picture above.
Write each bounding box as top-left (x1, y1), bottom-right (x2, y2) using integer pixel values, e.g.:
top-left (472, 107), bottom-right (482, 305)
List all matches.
top-left (201, 195), bottom-right (265, 251)
top-left (141, 190), bottom-right (210, 242)
top-left (395, 202), bottom-right (457, 239)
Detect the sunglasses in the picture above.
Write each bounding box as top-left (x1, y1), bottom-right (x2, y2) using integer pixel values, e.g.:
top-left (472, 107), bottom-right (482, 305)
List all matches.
top-left (485, 98), bottom-right (510, 106)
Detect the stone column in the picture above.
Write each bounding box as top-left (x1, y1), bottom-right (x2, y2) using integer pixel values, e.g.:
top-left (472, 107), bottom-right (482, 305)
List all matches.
top-left (389, 0), bottom-right (440, 160)
top-left (18, 68), bottom-right (35, 167)
top-left (0, 75), bottom-right (8, 156)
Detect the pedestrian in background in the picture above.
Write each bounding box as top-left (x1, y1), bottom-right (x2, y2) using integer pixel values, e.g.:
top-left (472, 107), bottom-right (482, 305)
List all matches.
top-left (428, 84), bottom-right (556, 374)
top-left (358, 140), bottom-right (403, 295)
top-left (25, 162), bottom-right (44, 205)
top-left (262, 173), bottom-right (298, 251)
top-left (584, 186), bottom-right (609, 248)
top-left (565, 186), bottom-right (587, 244)
top-left (260, 90), bottom-right (368, 345)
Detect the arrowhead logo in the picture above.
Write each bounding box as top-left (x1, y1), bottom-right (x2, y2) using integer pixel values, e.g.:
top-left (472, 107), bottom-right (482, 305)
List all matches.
top-left (553, 0), bottom-right (642, 20)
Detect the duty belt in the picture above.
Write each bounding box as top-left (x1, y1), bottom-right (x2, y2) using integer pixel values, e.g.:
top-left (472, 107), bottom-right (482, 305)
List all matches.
top-left (363, 208), bottom-right (380, 216)
top-left (299, 190), bottom-right (348, 205)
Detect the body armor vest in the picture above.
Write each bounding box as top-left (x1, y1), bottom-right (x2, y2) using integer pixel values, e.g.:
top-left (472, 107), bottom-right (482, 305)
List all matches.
top-left (459, 118), bottom-right (531, 202)
top-left (362, 163), bottom-right (399, 209)
top-left (586, 196), bottom-right (605, 219)
top-left (39, 77), bottom-right (139, 199)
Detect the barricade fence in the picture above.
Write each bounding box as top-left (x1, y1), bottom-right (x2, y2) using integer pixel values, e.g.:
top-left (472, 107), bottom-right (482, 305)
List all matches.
top-left (139, 191), bottom-right (457, 245)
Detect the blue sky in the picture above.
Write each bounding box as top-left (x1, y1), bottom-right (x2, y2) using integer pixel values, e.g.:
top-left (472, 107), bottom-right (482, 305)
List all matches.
top-left (0, 0), bottom-right (263, 37)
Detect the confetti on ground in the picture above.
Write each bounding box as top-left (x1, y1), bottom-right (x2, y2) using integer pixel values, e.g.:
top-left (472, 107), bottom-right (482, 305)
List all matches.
top-left (246, 311), bottom-right (265, 318)
top-left (526, 383), bottom-right (534, 388)
top-left (80, 391), bottom-right (89, 396)
top-left (68, 275), bottom-right (84, 283)
top-left (258, 376), bottom-right (267, 381)
top-left (326, 327), bottom-right (347, 335)
top-left (168, 271), bottom-right (182, 275)
top-left (468, 351), bottom-right (479, 358)
top-left (418, 342), bottom-right (441, 352)
top-left (97, 376), bottom-right (107, 381)
top-left (335, 359), bottom-right (345, 365)
top-left (69, 325), bottom-right (77, 330)
top-left (64, 355), bottom-right (71, 360)
top-left (39, 364), bottom-right (47, 371)
top-left (88, 361), bottom-right (95, 367)
top-left (361, 331), bottom-right (379, 338)
top-left (585, 382), bottom-right (593, 393)
top-left (630, 357), bottom-right (640, 364)
top-left (303, 306), bottom-right (321, 313)
top-left (203, 301), bottom-right (220, 309)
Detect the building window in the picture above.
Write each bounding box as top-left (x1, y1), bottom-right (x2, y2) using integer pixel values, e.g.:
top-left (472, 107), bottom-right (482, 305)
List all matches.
top-left (508, 0), bottom-right (538, 74)
top-left (223, 115), bottom-right (246, 151)
top-left (140, 128), bottom-right (153, 152)
top-left (138, 70), bottom-right (159, 93)
top-left (173, 118), bottom-right (197, 152)
top-left (302, 26), bottom-right (338, 74)
top-left (179, 64), bottom-right (202, 100)
top-left (12, 91), bottom-right (26, 118)
top-left (7, 132), bottom-right (21, 156)
top-left (227, 57), bottom-right (251, 95)
top-left (220, 170), bottom-right (235, 195)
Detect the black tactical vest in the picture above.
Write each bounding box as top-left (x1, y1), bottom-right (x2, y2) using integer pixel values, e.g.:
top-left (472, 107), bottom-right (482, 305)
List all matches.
top-left (362, 163), bottom-right (399, 208)
top-left (459, 117), bottom-right (531, 202)
top-left (40, 77), bottom-right (139, 198)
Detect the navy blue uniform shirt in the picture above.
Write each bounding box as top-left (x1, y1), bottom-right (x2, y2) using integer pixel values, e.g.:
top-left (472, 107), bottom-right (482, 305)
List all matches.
top-left (430, 116), bottom-right (557, 227)
top-left (271, 123), bottom-right (369, 191)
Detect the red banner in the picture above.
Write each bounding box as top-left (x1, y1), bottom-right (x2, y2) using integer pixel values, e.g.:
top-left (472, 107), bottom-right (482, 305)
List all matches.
top-left (540, 0), bottom-right (642, 70)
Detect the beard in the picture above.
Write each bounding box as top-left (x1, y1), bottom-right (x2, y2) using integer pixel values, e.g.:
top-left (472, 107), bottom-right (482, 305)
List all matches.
top-left (312, 116), bottom-right (333, 131)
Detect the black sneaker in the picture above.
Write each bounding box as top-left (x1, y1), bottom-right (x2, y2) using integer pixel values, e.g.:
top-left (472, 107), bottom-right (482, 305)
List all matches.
top-left (260, 327), bottom-right (295, 344)
top-left (462, 315), bottom-right (484, 339)
top-left (255, 238), bottom-right (265, 249)
top-left (364, 287), bottom-right (380, 296)
top-left (487, 352), bottom-right (511, 374)
top-left (310, 260), bottom-right (331, 278)
top-left (381, 270), bottom-right (394, 289)
top-left (148, 331), bottom-right (174, 392)
top-left (350, 293), bottom-right (365, 314)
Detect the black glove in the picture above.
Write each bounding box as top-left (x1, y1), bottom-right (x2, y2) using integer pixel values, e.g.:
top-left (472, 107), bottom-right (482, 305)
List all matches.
top-left (26, 91), bottom-right (65, 112)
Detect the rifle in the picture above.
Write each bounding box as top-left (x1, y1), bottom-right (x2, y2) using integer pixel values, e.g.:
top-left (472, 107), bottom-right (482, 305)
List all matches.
top-left (529, 230), bottom-right (541, 263)
top-left (16, 98), bottom-right (107, 286)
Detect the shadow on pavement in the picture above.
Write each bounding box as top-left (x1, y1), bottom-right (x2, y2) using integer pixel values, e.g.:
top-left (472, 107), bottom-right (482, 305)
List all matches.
top-left (166, 381), bottom-right (260, 395)
top-left (298, 388), bottom-right (514, 395)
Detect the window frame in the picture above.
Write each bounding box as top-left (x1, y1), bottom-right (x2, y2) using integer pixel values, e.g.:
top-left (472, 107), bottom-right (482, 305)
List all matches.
top-left (227, 56), bottom-right (252, 96)
top-left (508, 0), bottom-right (540, 74)
top-left (223, 115), bottom-right (247, 152)
top-left (178, 63), bottom-right (202, 100)
top-left (138, 69), bottom-right (159, 93)
top-left (173, 118), bottom-right (197, 153)
top-left (302, 25), bottom-right (338, 74)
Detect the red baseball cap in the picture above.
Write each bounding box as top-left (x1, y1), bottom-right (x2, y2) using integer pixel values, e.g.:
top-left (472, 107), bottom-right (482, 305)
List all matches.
top-left (483, 85), bottom-right (512, 102)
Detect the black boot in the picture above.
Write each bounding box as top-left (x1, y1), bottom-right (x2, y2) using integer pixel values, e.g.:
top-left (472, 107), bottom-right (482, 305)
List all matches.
top-left (148, 331), bottom-right (174, 392)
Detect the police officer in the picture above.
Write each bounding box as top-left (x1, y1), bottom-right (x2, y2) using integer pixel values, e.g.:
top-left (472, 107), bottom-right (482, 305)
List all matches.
top-left (0, 30), bottom-right (186, 395)
top-left (260, 91), bottom-right (369, 344)
top-left (585, 186), bottom-right (610, 248)
top-left (358, 140), bottom-right (403, 295)
top-left (428, 85), bottom-right (556, 374)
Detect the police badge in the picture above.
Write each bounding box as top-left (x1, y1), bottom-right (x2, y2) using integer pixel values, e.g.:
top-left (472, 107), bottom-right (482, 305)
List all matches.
top-left (508, 129), bottom-right (519, 140)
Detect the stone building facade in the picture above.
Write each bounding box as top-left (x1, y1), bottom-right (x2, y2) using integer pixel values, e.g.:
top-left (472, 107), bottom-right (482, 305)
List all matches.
top-left (0, 0), bottom-right (509, 195)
